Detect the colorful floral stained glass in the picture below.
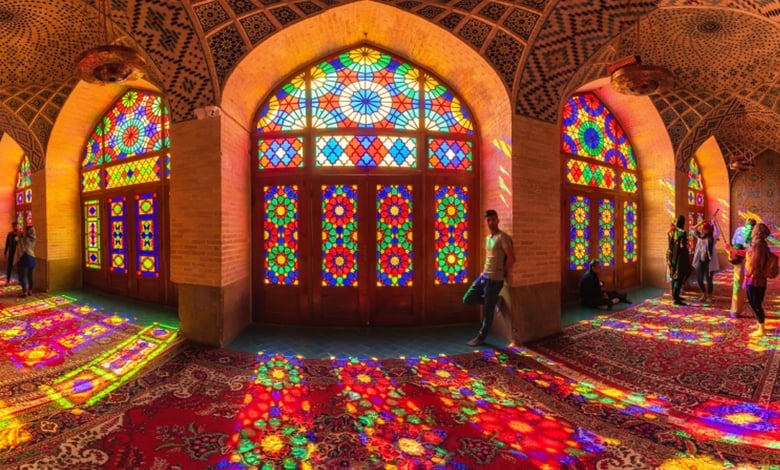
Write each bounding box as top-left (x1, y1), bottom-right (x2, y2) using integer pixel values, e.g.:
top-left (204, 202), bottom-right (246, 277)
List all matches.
top-left (310, 47), bottom-right (420, 130)
top-left (264, 186), bottom-right (299, 285)
top-left (598, 199), bottom-right (615, 268)
top-left (566, 159), bottom-right (616, 190)
top-left (83, 90), bottom-right (170, 168)
top-left (428, 138), bottom-right (473, 170)
top-left (322, 185), bottom-right (358, 286)
top-left (104, 157), bottom-right (161, 189)
top-left (688, 211), bottom-right (705, 251)
top-left (688, 159), bottom-right (705, 207)
top-left (258, 137), bottom-right (304, 169)
top-left (84, 200), bottom-right (101, 269)
top-left (315, 136), bottom-right (416, 167)
top-left (623, 201), bottom-right (638, 263)
top-left (16, 210), bottom-right (31, 229)
top-left (569, 195), bottom-right (590, 270)
top-left (108, 197), bottom-right (127, 274)
top-left (136, 194), bottom-right (158, 277)
top-left (433, 185), bottom-right (468, 284)
top-left (621, 172), bottom-right (638, 193)
top-left (16, 154), bottom-right (31, 189)
top-left (376, 185), bottom-right (413, 286)
top-left (423, 75), bottom-right (474, 134)
top-left (561, 93), bottom-right (635, 170)
top-left (256, 73), bottom-right (307, 132)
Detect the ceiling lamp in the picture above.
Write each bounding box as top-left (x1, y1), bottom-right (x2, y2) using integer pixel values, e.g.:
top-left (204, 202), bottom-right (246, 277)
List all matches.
top-left (608, 7), bottom-right (674, 96)
top-left (74, 0), bottom-right (146, 84)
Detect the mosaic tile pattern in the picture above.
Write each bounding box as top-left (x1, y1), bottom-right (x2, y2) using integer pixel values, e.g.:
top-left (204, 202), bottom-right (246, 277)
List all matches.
top-left (2, 0), bottom-right (780, 175)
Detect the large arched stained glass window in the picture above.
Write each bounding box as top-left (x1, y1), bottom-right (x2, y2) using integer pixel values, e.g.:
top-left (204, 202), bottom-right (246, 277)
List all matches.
top-left (253, 46), bottom-right (478, 326)
top-left (15, 154), bottom-right (32, 227)
top-left (80, 90), bottom-right (173, 304)
top-left (562, 92), bottom-right (640, 293)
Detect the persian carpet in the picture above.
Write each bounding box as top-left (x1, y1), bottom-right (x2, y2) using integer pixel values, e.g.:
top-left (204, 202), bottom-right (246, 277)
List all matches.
top-left (3, 273), bottom-right (780, 469)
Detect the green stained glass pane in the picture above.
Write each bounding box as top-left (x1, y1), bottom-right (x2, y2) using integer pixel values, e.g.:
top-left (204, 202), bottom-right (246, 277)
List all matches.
top-left (598, 199), bottom-right (615, 268)
top-left (84, 200), bottom-right (101, 269)
top-left (376, 185), bottom-right (413, 286)
top-left (569, 195), bottom-right (590, 270)
top-left (623, 201), bottom-right (638, 263)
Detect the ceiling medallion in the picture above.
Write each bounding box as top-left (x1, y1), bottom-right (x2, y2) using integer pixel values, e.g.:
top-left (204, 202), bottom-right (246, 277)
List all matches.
top-left (609, 56), bottom-right (674, 96)
top-left (74, 0), bottom-right (146, 84)
top-left (75, 45), bottom-right (146, 84)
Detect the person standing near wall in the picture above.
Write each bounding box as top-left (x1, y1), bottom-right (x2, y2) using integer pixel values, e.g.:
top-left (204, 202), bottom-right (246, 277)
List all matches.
top-left (3, 221), bottom-right (20, 285)
top-left (726, 218), bottom-right (756, 318)
top-left (667, 215), bottom-right (691, 305)
top-left (691, 220), bottom-right (719, 302)
top-left (463, 209), bottom-right (515, 347)
top-left (744, 223), bottom-right (771, 336)
top-left (17, 222), bottom-right (37, 297)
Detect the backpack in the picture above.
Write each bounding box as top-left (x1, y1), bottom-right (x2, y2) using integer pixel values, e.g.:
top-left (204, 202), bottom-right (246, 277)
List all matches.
top-left (765, 251), bottom-right (779, 279)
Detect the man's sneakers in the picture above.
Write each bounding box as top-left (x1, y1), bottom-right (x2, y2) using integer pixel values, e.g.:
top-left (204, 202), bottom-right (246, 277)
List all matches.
top-left (466, 337), bottom-right (485, 347)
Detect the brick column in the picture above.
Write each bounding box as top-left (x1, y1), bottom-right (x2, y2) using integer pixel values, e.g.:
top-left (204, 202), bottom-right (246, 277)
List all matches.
top-left (170, 115), bottom-right (251, 347)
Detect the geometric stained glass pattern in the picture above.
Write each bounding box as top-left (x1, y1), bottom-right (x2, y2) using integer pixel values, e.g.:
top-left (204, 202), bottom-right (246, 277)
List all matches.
top-left (315, 136), bottom-right (416, 168)
top-left (310, 47), bottom-right (420, 130)
top-left (84, 200), bottom-right (101, 270)
top-left (621, 171), bottom-right (638, 194)
top-left (428, 138), bottom-right (473, 170)
top-left (569, 195), bottom-right (590, 270)
top-left (264, 186), bottom-right (299, 285)
top-left (108, 196), bottom-right (127, 274)
top-left (16, 154), bottom-right (31, 189)
top-left (688, 158), bottom-right (704, 207)
top-left (136, 193), bottom-right (159, 278)
top-left (423, 75), bottom-right (474, 135)
top-left (105, 157), bottom-right (161, 189)
top-left (82, 169), bottom-right (102, 192)
top-left (561, 93), bottom-right (635, 170)
top-left (433, 185), bottom-right (468, 284)
top-left (321, 185), bottom-right (358, 287)
top-left (376, 185), bottom-right (413, 287)
top-left (566, 159), bottom-right (616, 190)
top-left (83, 91), bottom-right (170, 169)
top-left (623, 200), bottom-right (638, 263)
top-left (598, 198), bottom-right (615, 268)
top-left (258, 137), bottom-right (304, 169)
top-left (16, 155), bottom-right (32, 224)
top-left (256, 73), bottom-right (307, 132)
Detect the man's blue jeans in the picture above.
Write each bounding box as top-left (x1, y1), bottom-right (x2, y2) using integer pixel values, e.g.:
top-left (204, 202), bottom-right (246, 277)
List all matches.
top-left (463, 274), bottom-right (504, 340)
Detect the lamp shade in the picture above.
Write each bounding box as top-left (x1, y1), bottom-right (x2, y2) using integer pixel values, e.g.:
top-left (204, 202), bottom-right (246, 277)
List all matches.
top-left (75, 44), bottom-right (146, 84)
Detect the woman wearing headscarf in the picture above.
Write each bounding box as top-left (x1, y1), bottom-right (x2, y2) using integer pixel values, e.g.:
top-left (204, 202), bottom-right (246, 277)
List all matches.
top-left (691, 220), bottom-right (719, 302)
top-left (744, 222), bottom-right (771, 336)
top-left (666, 215), bottom-right (691, 305)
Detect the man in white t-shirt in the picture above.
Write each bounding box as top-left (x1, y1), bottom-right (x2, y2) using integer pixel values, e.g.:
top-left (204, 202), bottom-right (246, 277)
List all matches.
top-left (463, 209), bottom-right (515, 346)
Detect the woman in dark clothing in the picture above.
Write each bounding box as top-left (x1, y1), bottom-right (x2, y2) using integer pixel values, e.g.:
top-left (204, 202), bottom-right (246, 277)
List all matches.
top-left (691, 220), bottom-right (719, 302)
top-left (17, 223), bottom-right (36, 297)
top-left (3, 221), bottom-right (20, 285)
top-left (666, 215), bottom-right (691, 305)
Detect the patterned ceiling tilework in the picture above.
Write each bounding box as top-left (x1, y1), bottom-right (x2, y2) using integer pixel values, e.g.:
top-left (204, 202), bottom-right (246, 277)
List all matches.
top-left (239, 12), bottom-right (277, 44)
top-left (121, 0), bottom-right (218, 122)
top-left (521, 0), bottom-right (551, 12)
top-left (503, 8), bottom-right (540, 40)
top-left (226, 0), bottom-right (259, 15)
top-left (295, 2), bottom-right (323, 14)
top-left (193, 1), bottom-right (231, 33)
top-left (453, 0), bottom-right (482, 12)
top-left (515, 0), bottom-right (655, 122)
top-left (269, 5), bottom-right (301, 24)
top-left (458, 18), bottom-right (492, 48)
top-left (207, 23), bottom-right (249, 86)
top-left (681, 110), bottom-right (700, 129)
top-left (668, 120), bottom-right (689, 150)
top-left (439, 12), bottom-right (465, 30)
top-left (416, 5), bottom-right (446, 18)
top-left (484, 30), bottom-right (524, 91)
top-left (398, 1), bottom-right (423, 10)
top-left (660, 0), bottom-right (780, 20)
top-left (0, 106), bottom-right (44, 171)
top-left (479, 2), bottom-right (507, 21)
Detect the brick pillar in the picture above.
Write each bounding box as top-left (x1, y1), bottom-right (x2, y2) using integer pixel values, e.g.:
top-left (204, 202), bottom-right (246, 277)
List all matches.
top-left (170, 115), bottom-right (251, 347)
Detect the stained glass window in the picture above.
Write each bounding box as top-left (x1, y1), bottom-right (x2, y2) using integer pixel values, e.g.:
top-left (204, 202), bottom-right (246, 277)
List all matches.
top-left (264, 186), bottom-right (299, 285)
top-left (15, 155), bottom-right (32, 227)
top-left (433, 186), bottom-right (469, 284)
top-left (315, 136), bottom-right (416, 168)
top-left (563, 92), bottom-right (639, 278)
top-left (688, 158), bottom-right (704, 207)
top-left (322, 185), bottom-right (359, 287)
top-left (109, 196), bottom-right (127, 274)
top-left (136, 193), bottom-right (159, 278)
top-left (84, 200), bottom-right (101, 269)
top-left (569, 195), bottom-right (590, 270)
top-left (376, 185), bottom-right (413, 286)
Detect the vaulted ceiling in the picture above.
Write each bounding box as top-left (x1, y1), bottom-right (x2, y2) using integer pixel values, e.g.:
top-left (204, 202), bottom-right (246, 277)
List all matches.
top-left (1, 0), bottom-right (779, 173)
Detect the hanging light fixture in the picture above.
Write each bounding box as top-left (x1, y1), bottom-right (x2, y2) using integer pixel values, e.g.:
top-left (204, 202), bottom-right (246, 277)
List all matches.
top-left (74, 0), bottom-right (146, 84)
top-left (609, 6), bottom-right (673, 96)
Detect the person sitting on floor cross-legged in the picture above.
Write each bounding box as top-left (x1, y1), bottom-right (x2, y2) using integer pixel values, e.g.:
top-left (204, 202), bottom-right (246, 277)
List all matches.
top-left (579, 259), bottom-right (631, 310)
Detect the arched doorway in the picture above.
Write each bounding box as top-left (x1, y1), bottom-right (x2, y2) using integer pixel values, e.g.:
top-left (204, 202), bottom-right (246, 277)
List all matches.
top-left (253, 45), bottom-right (479, 327)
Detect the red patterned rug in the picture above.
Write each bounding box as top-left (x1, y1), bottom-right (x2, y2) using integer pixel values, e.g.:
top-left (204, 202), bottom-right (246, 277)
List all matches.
top-left (3, 272), bottom-right (780, 469)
